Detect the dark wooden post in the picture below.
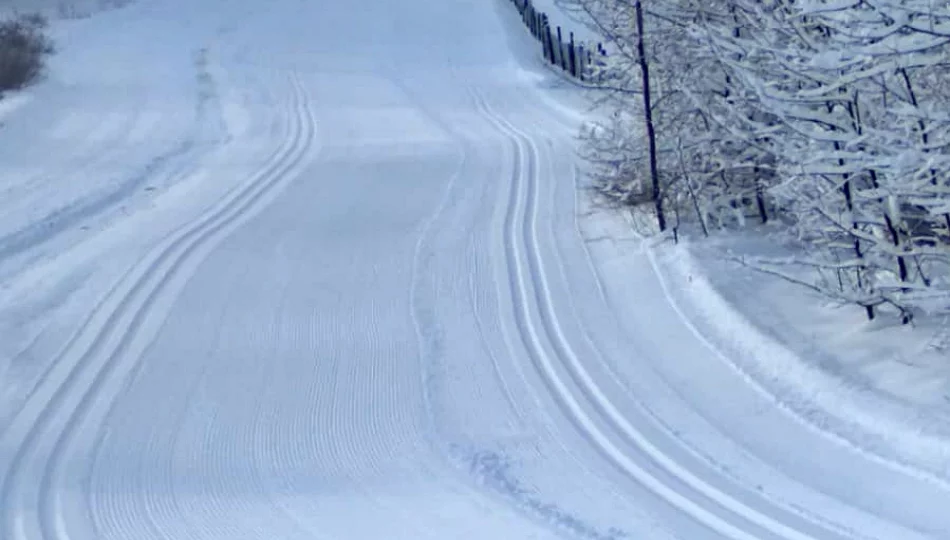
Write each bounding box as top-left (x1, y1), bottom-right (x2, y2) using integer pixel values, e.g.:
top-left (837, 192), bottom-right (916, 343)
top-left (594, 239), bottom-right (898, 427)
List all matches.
top-left (556, 27), bottom-right (566, 70)
top-left (568, 32), bottom-right (577, 77)
top-left (577, 44), bottom-right (585, 81)
top-left (544, 24), bottom-right (556, 65)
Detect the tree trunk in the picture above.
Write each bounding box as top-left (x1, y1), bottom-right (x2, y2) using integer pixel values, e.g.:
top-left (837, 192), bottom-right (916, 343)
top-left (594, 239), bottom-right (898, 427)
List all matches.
top-left (634, 0), bottom-right (665, 232)
top-left (898, 68), bottom-right (950, 239)
top-left (754, 166), bottom-right (768, 224)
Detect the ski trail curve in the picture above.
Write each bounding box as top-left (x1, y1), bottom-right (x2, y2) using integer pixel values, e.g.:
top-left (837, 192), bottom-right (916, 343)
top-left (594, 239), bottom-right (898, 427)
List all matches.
top-left (468, 89), bottom-right (869, 540)
top-left (0, 71), bottom-right (318, 540)
top-left (494, 91), bottom-right (935, 540)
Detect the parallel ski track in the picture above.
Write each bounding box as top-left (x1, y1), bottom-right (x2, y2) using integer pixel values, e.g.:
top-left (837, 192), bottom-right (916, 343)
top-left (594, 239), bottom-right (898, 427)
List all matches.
top-left (497, 94), bottom-right (926, 540)
top-left (469, 90), bottom-right (855, 540)
top-left (514, 73), bottom-right (950, 508)
top-left (0, 70), bottom-right (318, 540)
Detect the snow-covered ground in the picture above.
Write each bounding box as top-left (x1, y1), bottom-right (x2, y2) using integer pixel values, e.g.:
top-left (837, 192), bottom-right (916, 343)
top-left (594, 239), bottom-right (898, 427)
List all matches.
top-left (0, 0), bottom-right (948, 539)
top-left (0, 0), bottom-right (130, 19)
top-left (524, 0), bottom-right (604, 46)
top-left (651, 228), bottom-right (950, 481)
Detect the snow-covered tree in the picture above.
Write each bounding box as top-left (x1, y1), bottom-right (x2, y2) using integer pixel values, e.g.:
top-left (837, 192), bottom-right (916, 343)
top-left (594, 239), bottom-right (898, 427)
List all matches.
top-left (717, 0), bottom-right (950, 320)
top-left (561, 0), bottom-right (950, 320)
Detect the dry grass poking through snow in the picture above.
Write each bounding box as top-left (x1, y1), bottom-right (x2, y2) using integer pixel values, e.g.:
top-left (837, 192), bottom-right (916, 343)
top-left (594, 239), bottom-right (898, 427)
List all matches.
top-left (0, 13), bottom-right (53, 93)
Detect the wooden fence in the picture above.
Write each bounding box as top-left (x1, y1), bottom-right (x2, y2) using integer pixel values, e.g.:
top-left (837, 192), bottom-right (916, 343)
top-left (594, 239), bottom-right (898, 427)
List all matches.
top-left (508, 0), bottom-right (606, 82)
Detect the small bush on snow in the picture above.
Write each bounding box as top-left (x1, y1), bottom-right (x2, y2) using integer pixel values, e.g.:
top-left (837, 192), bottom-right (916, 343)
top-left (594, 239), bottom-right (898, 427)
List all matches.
top-left (0, 13), bottom-right (55, 93)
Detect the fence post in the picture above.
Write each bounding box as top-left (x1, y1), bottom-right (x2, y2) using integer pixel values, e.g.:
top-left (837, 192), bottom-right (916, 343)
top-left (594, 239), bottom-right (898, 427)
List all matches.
top-left (556, 27), bottom-right (563, 70)
top-left (557, 26), bottom-right (567, 71)
top-left (543, 23), bottom-right (550, 63)
top-left (577, 44), bottom-right (585, 81)
top-left (569, 32), bottom-right (577, 77)
top-left (544, 24), bottom-right (556, 66)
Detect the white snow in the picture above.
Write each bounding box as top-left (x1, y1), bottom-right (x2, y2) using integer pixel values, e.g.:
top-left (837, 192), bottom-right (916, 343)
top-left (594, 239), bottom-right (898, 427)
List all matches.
top-left (653, 229), bottom-right (950, 481)
top-left (0, 0), bottom-right (947, 539)
top-left (0, 0), bottom-right (131, 19)
top-left (527, 0), bottom-right (604, 46)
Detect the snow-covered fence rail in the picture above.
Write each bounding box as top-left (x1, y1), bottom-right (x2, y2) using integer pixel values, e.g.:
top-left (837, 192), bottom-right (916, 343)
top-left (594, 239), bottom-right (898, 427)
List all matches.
top-left (507, 0), bottom-right (604, 82)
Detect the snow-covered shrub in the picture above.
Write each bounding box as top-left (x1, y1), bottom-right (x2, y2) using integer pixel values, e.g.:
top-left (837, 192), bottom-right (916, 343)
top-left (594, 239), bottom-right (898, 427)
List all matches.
top-left (0, 13), bottom-right (54, 92)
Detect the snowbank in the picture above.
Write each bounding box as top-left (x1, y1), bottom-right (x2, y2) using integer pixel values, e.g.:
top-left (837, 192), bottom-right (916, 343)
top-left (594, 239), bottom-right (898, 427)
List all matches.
top-left (648, 230), bottom-right (950, 483)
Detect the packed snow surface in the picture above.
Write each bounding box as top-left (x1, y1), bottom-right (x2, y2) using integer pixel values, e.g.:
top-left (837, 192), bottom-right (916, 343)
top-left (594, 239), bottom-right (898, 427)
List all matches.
top-left (0, 0), bottom-right (948, 539)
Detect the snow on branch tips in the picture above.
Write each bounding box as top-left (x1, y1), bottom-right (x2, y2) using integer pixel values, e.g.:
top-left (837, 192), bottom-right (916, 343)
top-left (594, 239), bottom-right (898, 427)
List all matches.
top-left (568, 0), bottom-right (950, 321)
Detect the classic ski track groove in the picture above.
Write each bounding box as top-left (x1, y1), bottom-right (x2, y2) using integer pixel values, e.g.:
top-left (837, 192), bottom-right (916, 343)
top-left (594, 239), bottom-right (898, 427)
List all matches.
top-left (466, 87), bottom-right (628, 510)
top-left (518, 79), bottom-right (950, 495)
top-left (0, 92), bottom-right (220, 433)
top-left (552, 166), bottom-right (871, 540)
top-left (2, 4), bottom-right (942, 534)
top-left (445, 91), bottom-right (643, 540)
top-left (0, 70), bottom-right (317, 540)
top-left (493, 95), bottom-right (921, 540)
top-left (515, 97), bottom-right (885, 540)
top-left (470, 90), bottom-right (859, 540)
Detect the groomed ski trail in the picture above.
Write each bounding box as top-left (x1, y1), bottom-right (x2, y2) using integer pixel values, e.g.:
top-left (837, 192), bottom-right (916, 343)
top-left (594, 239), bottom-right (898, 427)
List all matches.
top-left (0, 0), bottom-right (948, 539)
top-left (0, 71), bottom-right (319, 540)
